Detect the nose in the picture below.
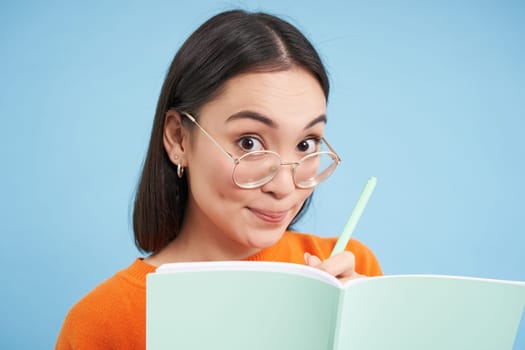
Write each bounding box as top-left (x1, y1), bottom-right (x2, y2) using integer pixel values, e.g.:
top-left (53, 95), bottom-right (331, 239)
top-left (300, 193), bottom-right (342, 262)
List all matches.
top-left (260, 163), bottom-right (297, 198)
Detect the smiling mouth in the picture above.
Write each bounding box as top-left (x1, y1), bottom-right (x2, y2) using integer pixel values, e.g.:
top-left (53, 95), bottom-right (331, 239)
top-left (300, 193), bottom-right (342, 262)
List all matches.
top-left (249, 208), bottom-right (289, 224)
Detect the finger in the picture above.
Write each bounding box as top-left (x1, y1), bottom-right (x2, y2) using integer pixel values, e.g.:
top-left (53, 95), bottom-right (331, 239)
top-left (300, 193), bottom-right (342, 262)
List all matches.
top-left (304, 252), bottom-right (323, 267)
top-left (316, 251), bottom-right (356, 278)
top-left (338, 272), bottom-right (366, 284)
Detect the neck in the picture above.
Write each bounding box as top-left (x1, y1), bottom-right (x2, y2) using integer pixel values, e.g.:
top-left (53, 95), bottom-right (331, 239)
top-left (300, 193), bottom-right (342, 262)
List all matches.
top-left (144, 210), bottom-right (262, 267)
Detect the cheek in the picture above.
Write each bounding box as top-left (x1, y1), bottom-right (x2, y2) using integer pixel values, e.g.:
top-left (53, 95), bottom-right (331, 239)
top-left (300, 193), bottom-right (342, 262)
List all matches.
top-left (298, 188), bottom-right (314, 206)
top-left (212, 162), bottom-right (235, 191)
top-left (304, 188), bottom-right (315, 199)
top-left (192, 153), bottom-right (243, 198)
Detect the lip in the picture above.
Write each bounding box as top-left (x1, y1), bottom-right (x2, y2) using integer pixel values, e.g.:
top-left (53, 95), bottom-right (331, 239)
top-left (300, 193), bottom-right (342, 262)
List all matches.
top-left (249, 208), bottom-right (289, 224)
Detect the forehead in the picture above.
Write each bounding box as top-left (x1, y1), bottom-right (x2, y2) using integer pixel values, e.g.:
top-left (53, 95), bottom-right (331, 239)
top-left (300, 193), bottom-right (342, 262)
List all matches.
top-left (199, 67), bottom-right (327, 126)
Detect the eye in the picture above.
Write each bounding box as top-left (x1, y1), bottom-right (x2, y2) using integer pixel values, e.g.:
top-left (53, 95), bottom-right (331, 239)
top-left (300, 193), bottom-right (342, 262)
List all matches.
top-left (297, 138), bottom-right (320, 154)
top-left (237, 136), bottom-right (264, 152)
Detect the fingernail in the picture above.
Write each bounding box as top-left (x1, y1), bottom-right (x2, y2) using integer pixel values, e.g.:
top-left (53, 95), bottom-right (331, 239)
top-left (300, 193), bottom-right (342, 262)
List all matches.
top-left (304, 252), bottom-right (311, 264)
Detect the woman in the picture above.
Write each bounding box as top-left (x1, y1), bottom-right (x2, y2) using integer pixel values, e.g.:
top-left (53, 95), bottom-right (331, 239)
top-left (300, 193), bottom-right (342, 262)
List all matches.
top-left (55, 9), bottom-right (381, 350)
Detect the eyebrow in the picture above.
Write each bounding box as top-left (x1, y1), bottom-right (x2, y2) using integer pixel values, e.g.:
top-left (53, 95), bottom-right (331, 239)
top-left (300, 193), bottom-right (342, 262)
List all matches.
top-left (226, 110), bottom-right (327, 129)
top-left (226, 111), bottom-right (276, 127)
top-left (304, 114), bottom-right (327, 129)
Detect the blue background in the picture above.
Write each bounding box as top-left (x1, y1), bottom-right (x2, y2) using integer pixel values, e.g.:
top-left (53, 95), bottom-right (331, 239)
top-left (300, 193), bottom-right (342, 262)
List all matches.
top-left (1, 1), bottom-right (523, 348)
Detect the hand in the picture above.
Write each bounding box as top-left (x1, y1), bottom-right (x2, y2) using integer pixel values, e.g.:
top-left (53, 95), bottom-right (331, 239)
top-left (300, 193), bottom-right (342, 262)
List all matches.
top-left (304, 251), bottom-right (365, 283)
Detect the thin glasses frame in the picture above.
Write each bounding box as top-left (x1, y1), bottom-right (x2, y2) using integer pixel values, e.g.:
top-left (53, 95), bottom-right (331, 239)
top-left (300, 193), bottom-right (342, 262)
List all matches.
top-left (180, 111), bottom-right (341, 189)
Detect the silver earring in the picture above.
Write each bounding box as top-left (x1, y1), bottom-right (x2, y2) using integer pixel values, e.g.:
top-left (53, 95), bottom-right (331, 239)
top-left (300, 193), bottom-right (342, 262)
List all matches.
top-left (177, 163), bottom-right (185, 178)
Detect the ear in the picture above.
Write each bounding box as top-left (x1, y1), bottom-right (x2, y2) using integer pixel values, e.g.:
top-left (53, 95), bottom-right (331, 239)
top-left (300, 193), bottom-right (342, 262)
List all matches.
top-left (163, 110), bottom-right (189, 165)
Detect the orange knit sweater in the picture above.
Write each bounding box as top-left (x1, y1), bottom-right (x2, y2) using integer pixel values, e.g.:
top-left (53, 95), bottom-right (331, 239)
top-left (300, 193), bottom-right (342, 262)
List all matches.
top-left (55, 231), bottom-right (382, 350)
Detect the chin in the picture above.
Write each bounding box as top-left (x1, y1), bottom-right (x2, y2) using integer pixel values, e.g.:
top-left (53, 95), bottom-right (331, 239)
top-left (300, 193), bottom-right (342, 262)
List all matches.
top-left (247, 227), bottom-right (287, 249)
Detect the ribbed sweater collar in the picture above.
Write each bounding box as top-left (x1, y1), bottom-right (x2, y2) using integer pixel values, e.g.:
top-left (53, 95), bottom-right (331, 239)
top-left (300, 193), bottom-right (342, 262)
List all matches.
top-left (120, 232), bottom-right (291, 286)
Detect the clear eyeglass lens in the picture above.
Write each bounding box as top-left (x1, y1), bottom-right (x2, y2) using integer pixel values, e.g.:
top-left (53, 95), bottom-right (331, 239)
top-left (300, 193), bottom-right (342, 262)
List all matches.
top-left (233, 151), bottom-right (281, 188)
top-left (233, 151), bottom-right (338, 189)
top-left (294, 152), bottom-right (338, 188)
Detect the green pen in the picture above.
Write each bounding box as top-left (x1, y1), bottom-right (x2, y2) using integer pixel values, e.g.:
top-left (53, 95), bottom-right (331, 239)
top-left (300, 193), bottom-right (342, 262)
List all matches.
top-left (330, 176), bottom-right (377, 257)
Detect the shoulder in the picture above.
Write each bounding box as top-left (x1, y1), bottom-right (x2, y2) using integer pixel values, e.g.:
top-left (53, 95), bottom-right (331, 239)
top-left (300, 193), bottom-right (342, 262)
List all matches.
top-left (68, 258), bottom-right (150, 316)
top-left (283, 231), bottom-right (383, 276)
top-left (55, 259), bottom-right (152, 349)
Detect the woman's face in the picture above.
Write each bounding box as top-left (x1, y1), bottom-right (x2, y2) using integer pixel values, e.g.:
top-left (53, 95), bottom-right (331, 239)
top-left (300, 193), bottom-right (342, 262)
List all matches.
top-left (176, 67), bottom-right (327, 258)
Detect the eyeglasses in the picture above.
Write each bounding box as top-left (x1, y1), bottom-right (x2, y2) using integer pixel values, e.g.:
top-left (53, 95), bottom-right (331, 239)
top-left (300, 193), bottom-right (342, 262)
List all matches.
top-left (181, 111), bottom-right (341, 189)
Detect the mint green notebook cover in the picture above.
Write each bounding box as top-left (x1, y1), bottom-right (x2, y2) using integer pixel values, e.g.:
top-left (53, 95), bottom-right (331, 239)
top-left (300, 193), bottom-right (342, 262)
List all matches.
top-left (147, 265), bottom-right (340, 349)
top-left (146, 262), bottom-right (525, 350)
top-left (335, 276), bottom-right (525, 350)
